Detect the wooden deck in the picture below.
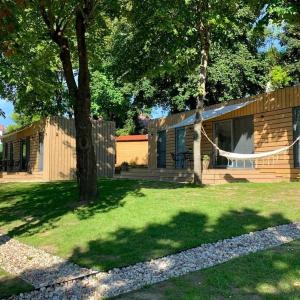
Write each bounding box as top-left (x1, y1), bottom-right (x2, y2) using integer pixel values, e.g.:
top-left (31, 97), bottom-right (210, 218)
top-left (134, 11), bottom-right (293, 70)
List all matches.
top-left (0, 171), bottom-right (45, 183)
top-left (118, 168), bottom-right (194, 183)
top-left (118, 168), bottom-right (287, 184)
top-left (202, 169), bottom-right (286, 184)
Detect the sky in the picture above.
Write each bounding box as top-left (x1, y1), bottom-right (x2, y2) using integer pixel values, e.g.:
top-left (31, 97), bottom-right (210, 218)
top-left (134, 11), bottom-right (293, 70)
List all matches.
top-left (0, 98), bottom-right (170, 128)
top-left (151, 106), bottom-right (169, 119)
top-left (0, 99), bottom-right (14, 128)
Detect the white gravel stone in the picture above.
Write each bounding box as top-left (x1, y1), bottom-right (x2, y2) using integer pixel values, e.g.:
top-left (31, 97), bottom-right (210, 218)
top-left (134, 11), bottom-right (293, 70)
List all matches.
top-left (2, 222), bottom-right (300, 300)
top-left (0, 234), bottom-right (97, 288)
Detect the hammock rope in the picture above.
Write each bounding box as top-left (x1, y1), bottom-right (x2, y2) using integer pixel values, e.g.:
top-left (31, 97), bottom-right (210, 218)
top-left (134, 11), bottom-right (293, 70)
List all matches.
top-left (200, 125), bottom-right (300, 166)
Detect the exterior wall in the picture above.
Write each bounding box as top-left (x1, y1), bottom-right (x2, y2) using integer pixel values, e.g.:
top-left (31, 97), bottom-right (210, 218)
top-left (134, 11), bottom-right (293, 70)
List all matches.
top-left (2, 117), bottom-right (115, 181)
top-left (45, 117), bottom-right (115, 180)
top-left (2, 120), bottom-right (46, 174)
top-left (148, 85), bottom-right (300, 182)
top-left (116, 140), bottom-right (148, 166)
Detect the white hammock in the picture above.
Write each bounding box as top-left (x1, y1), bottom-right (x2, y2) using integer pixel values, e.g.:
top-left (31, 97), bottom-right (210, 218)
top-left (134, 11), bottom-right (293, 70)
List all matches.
top-left (201, 126), bottom-right (300, 162)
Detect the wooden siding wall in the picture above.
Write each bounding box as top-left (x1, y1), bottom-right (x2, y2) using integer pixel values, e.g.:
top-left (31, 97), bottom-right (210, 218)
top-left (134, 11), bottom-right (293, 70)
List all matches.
top-left (2, 121), bottom-right (46, 174)
top-left (148, 85), bottom-right (300, 181)
top-left (116, 140), bottom-right (148, 166)
top-left (46, 117), bottom-right (115, 181)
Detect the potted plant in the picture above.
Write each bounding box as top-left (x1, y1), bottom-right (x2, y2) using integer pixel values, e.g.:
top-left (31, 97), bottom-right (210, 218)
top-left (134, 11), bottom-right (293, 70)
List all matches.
top-left (120, 162), bottom-right (129, 172)
top-left (202, 154), bottom-right (210, 170)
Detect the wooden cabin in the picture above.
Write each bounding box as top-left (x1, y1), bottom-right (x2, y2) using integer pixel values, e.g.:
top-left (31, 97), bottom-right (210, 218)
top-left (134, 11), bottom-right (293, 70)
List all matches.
top-left (0, 117), bottom-right (115, 182)
top-left (115, 135), bottom-right (148, 167)
top-left (120, 85), bottom-right (300, 184)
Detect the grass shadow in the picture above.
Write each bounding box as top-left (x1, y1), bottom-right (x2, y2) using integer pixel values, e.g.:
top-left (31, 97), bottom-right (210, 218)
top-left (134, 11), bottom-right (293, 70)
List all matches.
top-left (68, 208), bottom-right (292, 270)
top-left (0, 179), bottom-right (196, 237)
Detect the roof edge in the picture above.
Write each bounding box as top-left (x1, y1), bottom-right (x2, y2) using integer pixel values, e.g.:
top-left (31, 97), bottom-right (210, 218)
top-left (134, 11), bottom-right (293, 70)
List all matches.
top-left (116, 134), bottom-right (148, 142)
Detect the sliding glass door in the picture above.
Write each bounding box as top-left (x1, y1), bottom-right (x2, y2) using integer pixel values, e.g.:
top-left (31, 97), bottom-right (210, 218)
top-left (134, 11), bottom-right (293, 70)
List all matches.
top-left (233, 116), bottom-right (254, 168)
top-left (175, 127), bottom-right (186, 168)
top-left (157, 130), bottom-right (166, 168)
top-left (214, 120), bottom-right (232, 167)
top-left (38, 133), bottom-right (44, 172)
top-left (20, 137), bottom-right (30, 171)
top-left (214, 115), bottom-right (254, 168)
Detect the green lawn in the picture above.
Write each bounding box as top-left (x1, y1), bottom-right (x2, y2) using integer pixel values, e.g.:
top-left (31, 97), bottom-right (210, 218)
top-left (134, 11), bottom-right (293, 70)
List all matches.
top-left (0, 268), bottom-right (33, 299)
top-left (116, 240), bottom-right (300, 300)
top-left (0, 179), bottom-right (300, 271)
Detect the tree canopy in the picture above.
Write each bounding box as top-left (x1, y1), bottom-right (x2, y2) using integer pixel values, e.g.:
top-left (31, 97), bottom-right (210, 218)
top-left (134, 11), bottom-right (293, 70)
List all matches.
top-left (0, 0), bottom-right (299, 187)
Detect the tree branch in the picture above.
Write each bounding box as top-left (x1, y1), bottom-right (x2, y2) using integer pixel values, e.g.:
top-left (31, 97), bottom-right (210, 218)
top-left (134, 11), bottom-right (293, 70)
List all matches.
top-left (75, 8), bottom-right (90, 102)
top-left (39, 2), bottom-right (78, 98)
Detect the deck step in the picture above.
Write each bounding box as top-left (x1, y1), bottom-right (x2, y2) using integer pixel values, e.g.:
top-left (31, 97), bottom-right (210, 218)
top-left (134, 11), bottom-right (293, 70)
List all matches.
top-left (0, 172), bottom-right (45, 183)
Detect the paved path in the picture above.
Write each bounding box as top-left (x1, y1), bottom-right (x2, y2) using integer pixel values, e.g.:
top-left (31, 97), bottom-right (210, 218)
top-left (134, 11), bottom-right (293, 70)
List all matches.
top-left (2, 222), bottom-right (300, 300)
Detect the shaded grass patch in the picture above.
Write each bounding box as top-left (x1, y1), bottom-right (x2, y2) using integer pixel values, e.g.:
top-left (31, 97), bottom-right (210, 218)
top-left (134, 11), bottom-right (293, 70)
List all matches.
top-left (0, 268), bottom-right (33, 299)
top-left (0, 179), bottom-right (299, 270)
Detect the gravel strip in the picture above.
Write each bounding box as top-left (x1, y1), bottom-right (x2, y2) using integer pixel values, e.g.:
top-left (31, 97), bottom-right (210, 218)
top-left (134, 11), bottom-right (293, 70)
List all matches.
top-left (0, 234), bottom-right (97, 288)
top-left (3, 222), bottom-right (300, 300)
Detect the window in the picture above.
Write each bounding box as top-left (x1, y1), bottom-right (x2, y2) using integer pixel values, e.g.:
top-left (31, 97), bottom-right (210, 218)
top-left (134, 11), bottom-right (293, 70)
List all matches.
top-left (4, 143), bottom-right (8, 159)
top-left (20, 137), bottom-right (30, 171)
top-left (214, 120), bottom-right (232, 167)
top-left (157, 130), bottom-right (166, 168)
top-left (175, 127), bottom-right (186, 168)
top-left (38, 133), bottom-right (44, 171)
top-left (214, 115), bottom-right (254, 168)
top-left (294, 107), bottom-right (300, 168)
top-left (9, 142), bottom-right (13, 162)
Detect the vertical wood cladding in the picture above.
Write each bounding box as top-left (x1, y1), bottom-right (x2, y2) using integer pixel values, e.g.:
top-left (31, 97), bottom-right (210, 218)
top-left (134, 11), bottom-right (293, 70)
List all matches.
top-left (2, 117), bottom-right (115, 181)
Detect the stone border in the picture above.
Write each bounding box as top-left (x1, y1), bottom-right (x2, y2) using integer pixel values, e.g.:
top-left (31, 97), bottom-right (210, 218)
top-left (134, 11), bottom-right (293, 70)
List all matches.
top-left (0, 234), bottom-right (97, 288)
top-left (3, 222), bottom-right (300, 300)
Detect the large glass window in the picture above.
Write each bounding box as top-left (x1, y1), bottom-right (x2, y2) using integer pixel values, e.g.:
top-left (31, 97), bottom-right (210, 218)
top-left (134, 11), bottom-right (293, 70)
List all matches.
top-left (214, 115), bottom-right (254, 168)
top-left (294, 107), bottom-right (300, 168)
top-left (20, 137), bottom-right (30, 171)
top-left (175, 127), bottom-right (186, 168)
top-left (233, 116), bottom-right (254, 168)
top-left (38, 133), bottom-right (44, 171)
top-left (214, 120), bottom-right (232, 167)
top-left (157, 130), bottom-right (166, 168)
top-left (4, 143), bottom-right (8, 160)
top-left (9, 142), bottom-right (13, 162)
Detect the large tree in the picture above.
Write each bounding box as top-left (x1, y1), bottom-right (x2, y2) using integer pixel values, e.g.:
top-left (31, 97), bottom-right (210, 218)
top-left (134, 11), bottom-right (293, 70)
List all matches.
top-left (0, 0), bottom-right (119, 202)
top-left (112, 0), bottom-right (269, 183)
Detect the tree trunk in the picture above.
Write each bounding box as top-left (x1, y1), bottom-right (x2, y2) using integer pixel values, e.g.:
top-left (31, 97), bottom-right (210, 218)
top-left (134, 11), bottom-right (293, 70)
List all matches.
top-left (73, 97), bottom-right (98, 202)
top-left (193, 105), bottom-right (204, 184)
top-left (193, 23), bottom-right (210, 184)
top-left (74, 10), bottom-right (98, 202)
top-left (40, 3), bottom-right (98, 202)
